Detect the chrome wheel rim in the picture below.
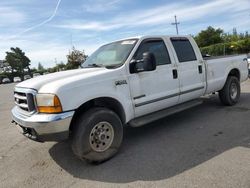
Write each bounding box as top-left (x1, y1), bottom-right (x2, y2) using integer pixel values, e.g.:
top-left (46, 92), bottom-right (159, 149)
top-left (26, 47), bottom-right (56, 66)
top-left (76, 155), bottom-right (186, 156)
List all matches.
top-left (230, 82), bottom-right (238, 99)
top-left (89, 121), bottom-right (114, 152)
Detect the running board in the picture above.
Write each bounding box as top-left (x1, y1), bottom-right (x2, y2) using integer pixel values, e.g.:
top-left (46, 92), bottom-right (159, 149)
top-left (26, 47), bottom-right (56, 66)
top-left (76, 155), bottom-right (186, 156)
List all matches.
top-left (129, 99), bottom-right (203, 127)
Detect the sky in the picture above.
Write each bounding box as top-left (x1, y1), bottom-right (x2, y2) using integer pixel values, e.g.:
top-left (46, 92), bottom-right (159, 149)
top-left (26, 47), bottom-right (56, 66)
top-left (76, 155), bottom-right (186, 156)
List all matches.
top-left (0, 0), bottom-right (249, 68)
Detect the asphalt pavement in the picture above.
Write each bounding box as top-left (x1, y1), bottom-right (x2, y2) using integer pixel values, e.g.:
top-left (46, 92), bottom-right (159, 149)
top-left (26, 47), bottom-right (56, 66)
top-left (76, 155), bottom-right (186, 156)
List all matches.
top-left (0, 81), bottom-right (250, 188)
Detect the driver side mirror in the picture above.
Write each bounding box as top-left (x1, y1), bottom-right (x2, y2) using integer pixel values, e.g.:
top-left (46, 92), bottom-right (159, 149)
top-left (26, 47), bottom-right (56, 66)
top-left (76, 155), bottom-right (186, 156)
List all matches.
top-left (130, 52), bottom-right (156, 73)
top-left (202, 53), bottom-right (211, 58)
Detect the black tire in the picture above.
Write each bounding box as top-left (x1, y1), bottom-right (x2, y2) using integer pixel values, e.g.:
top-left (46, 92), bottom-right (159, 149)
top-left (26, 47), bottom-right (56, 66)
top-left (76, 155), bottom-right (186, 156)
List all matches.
top-left (219, 76), bottom-right (240, 106)
top-left (71, 107), bottom-right (123, 163)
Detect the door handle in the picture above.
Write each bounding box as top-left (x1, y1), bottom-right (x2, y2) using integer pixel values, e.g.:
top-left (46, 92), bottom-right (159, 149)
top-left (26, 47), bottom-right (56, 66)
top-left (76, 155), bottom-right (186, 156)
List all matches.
top-left (198, 65), bottom-right (202, 74)
top-left (172, 69), bottom-right (178, 79)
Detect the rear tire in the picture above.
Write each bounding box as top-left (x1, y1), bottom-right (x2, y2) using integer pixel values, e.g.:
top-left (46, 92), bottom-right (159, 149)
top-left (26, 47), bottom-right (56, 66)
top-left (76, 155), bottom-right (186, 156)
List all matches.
top-left (71, 107), bottom-right (123, 163)
top-left (219, 76), bottom-right (240, 106)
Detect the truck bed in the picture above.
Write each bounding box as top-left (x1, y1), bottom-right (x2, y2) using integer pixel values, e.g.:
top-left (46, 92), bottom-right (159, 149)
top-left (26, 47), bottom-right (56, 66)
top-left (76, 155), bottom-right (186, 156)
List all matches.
top-left (205, 54), bottom-right (248, 94)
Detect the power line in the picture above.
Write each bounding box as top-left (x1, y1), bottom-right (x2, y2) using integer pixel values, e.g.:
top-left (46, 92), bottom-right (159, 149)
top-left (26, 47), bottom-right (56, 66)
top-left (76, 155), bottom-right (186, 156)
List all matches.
top-left (171, 15), bottom-right (180, 35)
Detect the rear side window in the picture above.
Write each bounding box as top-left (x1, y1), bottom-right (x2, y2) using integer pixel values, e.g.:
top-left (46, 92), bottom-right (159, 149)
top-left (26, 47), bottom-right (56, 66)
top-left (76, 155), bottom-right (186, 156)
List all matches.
top-left (171, 38), bottom-right (197, 62)
top-left (133, 40), bottom-right (171, 66)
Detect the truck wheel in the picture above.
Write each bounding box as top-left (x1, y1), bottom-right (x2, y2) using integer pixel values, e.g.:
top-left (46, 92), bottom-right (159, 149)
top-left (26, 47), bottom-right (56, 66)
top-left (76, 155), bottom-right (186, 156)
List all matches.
top-left (71, 107), bottom-right (123, 163)
top-left (219, 76), bottom-right (240, 106)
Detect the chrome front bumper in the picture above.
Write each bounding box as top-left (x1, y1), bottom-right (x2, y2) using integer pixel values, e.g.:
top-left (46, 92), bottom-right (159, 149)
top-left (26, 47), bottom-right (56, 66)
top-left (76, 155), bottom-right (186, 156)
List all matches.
top-left (11, 106), bottom-right (74, 142)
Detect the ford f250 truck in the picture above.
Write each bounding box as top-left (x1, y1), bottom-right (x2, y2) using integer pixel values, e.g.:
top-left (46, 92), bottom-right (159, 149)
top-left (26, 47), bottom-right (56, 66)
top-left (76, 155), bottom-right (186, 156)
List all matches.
top-left (11, 35), bottom-right (248, 163)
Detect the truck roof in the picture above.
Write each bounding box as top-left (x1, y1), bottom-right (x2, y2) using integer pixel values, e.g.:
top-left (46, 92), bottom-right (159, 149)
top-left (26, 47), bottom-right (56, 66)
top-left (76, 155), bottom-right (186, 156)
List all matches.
top-left (118, 35), bottom-right (192, 41)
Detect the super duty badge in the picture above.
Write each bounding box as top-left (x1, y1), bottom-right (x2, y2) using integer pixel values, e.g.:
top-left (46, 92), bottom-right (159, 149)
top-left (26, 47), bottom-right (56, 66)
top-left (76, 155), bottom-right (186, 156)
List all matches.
top-left (115, 80), bottom-right (127, 86)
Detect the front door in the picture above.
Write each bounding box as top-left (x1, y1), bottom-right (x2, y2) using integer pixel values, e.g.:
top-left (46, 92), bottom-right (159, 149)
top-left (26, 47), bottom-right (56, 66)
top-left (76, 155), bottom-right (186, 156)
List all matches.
top-left (128, 38), bottom-right (180, 117)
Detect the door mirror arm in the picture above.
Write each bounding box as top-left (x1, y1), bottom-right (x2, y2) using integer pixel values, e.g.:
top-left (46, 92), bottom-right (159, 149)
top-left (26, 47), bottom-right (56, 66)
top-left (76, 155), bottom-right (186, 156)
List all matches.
top-left (130, 52), bottom-right (157, 73)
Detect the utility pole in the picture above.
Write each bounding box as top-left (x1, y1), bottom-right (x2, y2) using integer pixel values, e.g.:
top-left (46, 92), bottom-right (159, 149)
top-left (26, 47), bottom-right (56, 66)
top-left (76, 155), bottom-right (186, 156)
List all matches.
top-left (171, 15), bottom-right (180, 35)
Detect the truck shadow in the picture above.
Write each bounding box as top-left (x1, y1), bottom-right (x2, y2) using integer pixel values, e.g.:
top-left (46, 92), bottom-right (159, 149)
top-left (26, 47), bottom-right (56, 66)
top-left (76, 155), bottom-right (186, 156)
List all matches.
top-left (49, 93), bottom-right (250, 183)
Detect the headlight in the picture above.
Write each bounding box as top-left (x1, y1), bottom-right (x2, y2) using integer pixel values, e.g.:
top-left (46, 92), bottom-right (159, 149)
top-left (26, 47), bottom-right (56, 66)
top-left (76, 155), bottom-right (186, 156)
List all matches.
top-left (36, 94), bottom-right (62, 113)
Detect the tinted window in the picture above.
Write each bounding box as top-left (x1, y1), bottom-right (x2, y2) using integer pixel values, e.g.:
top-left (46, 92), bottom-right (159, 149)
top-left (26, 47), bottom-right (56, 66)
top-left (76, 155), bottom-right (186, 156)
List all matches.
top-left (171, 38), bottom-right (197, 62)
top-left (134, 40), bottom-right (171, 65)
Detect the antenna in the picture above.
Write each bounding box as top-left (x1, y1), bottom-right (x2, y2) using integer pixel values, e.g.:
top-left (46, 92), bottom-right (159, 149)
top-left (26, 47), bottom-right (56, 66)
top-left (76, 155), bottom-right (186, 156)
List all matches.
top-left (171, 15), bottom-right (180, 35)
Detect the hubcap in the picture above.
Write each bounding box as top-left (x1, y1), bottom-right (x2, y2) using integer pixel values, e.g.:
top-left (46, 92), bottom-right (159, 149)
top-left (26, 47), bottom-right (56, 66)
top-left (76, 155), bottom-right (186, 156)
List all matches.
top-left (89, 121), bottom-right (114, 152)
top-left (230, 82), bottom-right (238, 99)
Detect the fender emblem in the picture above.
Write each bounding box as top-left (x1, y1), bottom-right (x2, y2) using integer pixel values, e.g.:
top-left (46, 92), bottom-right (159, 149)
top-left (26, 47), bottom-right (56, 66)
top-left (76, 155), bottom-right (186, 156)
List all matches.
top-left (115, 80), bottom-right (127, 86)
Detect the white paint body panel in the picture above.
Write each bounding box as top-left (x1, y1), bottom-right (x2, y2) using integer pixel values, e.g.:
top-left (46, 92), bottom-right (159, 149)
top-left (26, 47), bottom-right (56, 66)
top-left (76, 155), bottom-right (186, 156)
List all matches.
top-left (205, 55), bottom-right (248, 94)
top-left (128, 63), bottom-right (180, 117)
top-left (15, 35), bottom-right (248, 125)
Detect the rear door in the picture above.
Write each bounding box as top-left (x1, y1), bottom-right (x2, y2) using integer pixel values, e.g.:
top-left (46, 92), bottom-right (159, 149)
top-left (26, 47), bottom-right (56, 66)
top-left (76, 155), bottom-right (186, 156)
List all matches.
top-left (170, 37), bottom-right (206, 103)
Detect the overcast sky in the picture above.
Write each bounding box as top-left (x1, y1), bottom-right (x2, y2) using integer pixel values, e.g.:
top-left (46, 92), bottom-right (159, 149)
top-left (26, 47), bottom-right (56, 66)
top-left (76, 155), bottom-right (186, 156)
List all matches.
top-left (0, 0), bottom-right (249, 68)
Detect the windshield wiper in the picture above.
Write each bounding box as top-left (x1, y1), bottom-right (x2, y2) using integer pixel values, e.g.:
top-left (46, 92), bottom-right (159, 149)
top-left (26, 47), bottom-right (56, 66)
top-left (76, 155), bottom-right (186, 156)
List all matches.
top-left (87, 63), bottom-right (103, 68)
top-left (105, 64), bottom-right (122, 69)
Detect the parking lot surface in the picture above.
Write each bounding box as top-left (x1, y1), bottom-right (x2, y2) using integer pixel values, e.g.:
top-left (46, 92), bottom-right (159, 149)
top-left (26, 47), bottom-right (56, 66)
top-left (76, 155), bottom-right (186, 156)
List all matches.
top-left (0, 81), bottom-right (250, 188)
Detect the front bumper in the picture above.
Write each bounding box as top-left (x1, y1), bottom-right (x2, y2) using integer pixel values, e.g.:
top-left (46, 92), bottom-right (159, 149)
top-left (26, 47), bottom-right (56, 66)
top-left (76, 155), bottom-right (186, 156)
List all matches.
top-left (11, 106), bottom-right (74, 142)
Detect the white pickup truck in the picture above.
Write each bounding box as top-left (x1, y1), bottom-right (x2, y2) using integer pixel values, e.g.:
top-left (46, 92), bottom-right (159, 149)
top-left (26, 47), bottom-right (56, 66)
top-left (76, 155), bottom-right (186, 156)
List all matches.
top-left (12, 35), bottom-right (248, 163)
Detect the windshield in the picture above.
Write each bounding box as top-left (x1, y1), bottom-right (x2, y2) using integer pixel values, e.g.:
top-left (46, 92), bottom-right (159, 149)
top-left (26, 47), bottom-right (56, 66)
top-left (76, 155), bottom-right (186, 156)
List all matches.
top-left (82, 39), bottom-right (138, 68)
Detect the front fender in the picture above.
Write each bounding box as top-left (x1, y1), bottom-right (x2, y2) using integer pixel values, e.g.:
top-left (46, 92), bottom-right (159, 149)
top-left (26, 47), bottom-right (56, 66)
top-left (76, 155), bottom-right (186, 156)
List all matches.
top-left (56, 81), bottom-right (134, 123)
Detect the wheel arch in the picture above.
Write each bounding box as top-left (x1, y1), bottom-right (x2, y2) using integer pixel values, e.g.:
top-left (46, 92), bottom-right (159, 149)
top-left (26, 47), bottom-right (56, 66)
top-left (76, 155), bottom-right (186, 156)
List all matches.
top-left (69, 97), bottom-right (126, 132)
top-left (228, 68), bottom-right (240, 81)
top-left (219, 68), bottom-right (240, 92)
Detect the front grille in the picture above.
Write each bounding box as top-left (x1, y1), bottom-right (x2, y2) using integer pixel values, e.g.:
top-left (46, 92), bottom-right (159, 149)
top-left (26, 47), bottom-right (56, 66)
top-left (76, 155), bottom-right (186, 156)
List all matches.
top-left (14, 90), bottom-right (36, 112)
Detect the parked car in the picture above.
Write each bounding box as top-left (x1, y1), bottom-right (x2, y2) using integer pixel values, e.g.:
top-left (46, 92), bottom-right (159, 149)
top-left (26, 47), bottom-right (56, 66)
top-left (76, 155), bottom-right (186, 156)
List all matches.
top-left (12, 35), bottom-right (249, 163)
top-left (33, 73), bottom-right (41, 78)
top-left (2, 78), bottom-right (11, 84)
top-left (247, 55), bottom-right (250, 76)
top-left (13, 77), bottom-right (22, 83)
top-left (24, 75), bottom-right (31, 80)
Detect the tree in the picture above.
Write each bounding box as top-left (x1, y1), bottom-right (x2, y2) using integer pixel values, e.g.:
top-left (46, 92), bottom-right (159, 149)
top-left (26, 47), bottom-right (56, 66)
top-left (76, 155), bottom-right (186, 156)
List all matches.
top-left (233, 27), bottom-right (237, 36)
top-left (31, 67), bottom-right (38, 73)
top-left (245, 31), bottom-right (249, 38)
top-left (5, 47), bottom-right (31, 73)
top-left (38, 62), bottom-right (45, 71)
top-left (194, 26), bottom-right (223, 47)
top-left (66, 47), bottom-right (88, 69)
top-left (55, 62), bottom-right (66, 71)
top-left (46, 62), bottom-right (66, 73)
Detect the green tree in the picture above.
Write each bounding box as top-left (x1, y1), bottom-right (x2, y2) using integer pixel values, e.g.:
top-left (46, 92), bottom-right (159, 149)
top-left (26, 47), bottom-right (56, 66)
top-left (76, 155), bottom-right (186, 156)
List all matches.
top-left (200, 38), bottom-right (250, 56)
top-left (5, 47), bottom-right (31, 73)
top-left (195, 26), bottom-right (223, 47)
top-left (55, 62), bottom-right (66, 71)
top-left (38, 62), bottom-right (45, 71)
top-left (31, 67), bottom-right (38, 72)
top-left (66, 47), bottom-right (87, 69)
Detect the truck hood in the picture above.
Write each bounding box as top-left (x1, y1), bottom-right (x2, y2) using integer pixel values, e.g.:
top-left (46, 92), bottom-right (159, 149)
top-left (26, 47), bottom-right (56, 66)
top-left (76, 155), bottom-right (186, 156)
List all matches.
top-left (16, 68), bottom-right (109, 91)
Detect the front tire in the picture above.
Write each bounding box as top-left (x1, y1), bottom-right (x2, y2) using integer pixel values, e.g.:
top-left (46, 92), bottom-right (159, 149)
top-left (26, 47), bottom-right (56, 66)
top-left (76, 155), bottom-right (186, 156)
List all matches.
top-left (219, 76), bottom-right (240, 106)
top-left (71, 107), bottom-right (123, 163)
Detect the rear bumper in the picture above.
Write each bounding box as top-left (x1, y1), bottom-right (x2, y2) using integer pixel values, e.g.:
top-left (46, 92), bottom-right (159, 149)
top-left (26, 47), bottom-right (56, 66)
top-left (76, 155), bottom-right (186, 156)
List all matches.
top-left (11, 106), bottom-right (74, 142)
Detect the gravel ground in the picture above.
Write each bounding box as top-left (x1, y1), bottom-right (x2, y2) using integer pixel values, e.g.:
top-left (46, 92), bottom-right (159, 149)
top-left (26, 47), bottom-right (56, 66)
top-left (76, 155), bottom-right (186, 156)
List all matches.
top-left (0, 80), bottom-right (250, 188)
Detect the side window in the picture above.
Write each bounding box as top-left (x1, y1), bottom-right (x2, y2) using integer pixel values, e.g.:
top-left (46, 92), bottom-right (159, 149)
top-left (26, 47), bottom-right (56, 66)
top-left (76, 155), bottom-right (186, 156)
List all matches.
top-left (171, 38), bottom-right (197, 62)
top-left (133, 40), bottom-right (171, 65)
